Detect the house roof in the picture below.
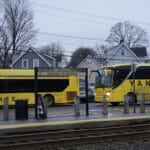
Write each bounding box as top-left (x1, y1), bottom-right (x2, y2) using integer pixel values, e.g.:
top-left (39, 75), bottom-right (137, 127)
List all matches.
top-left (107, 43), bottom-right (139, 61)
top-left (130, 47), bottom-right (148, 57)
top-left (77, 55), bottom-right (102, 68)
top-left (10, 47), bottom-right (55, 68)
top-left (41, 53), bottom-right (56, 67)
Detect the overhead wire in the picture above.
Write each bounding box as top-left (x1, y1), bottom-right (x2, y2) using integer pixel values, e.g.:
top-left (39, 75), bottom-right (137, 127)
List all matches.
top-left (0, 3), bottom-right (150, 53)
top-left (0, 26), bottom-right (107, 42)
top-left (0, 46), bottom-right (146, 62)
top-left (0, 3), bottom-right (150, 44)
top-left (35, 8), bottom-right (115, 26)
top-left (0, 2), bottom-right (149, 67)
top-left (2, 26), bottom-right (149, 45)
top-left (33, 2), bottom-right (150, 26)
top-left (35, 31), bottom-right (106, 42)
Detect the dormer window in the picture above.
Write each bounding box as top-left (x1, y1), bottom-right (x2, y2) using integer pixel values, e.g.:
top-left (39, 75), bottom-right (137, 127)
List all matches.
top-left (87, 60), bottom-right (92, 65)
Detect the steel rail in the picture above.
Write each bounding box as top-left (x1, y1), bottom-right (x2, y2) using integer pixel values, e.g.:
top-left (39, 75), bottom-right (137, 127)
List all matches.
top-left (1, 123), bottom-right (150, 149)
top-left (1, 129), bottom-right (150, 150)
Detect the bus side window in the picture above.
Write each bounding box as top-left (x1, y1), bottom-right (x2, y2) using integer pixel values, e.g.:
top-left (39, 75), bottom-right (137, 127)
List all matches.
top-left (135, 67), bottom-right (150, 79)
top-left (113, 69), bottom-right (130, 89)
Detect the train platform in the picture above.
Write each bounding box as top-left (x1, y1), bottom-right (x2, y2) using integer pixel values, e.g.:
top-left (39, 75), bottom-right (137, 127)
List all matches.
top-left (0, 103), bottom-right (150, 135)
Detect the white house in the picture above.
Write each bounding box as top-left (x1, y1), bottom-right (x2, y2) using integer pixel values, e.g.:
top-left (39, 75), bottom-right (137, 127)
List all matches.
top-left (105, 42), bottom-right (149, 66)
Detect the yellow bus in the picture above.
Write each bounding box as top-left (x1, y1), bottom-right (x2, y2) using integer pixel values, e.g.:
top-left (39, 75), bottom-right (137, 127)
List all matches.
top-left (0, 69), bottom-right (79, 106)
top-left (93, 63), bottom-right (150, 105)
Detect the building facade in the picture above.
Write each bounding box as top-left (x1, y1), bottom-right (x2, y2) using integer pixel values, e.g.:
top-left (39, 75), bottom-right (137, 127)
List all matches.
top-left (105, 43), bottom-right (149, 66)
top-left (10, 47), bottom-right (56, 69)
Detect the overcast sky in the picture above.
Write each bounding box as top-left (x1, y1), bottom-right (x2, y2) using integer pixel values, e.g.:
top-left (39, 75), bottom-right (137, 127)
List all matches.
top-left (31, 0), bottom-right (150, 55)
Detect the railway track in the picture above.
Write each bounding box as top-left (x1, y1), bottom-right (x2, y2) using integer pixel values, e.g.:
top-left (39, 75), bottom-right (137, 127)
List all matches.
top-left (0, 123), bottom-right (150, 150)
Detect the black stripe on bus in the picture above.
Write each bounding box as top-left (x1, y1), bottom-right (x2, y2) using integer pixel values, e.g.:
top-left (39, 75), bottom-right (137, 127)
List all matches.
top-left (0, 79), bottom-right (69, 93)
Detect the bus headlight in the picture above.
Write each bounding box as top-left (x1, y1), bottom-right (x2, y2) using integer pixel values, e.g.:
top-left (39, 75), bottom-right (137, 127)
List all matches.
top-left (105, 91), bottom-right (111, 96)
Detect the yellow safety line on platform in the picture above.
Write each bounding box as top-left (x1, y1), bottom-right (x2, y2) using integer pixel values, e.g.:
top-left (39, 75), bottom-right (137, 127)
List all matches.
top-left (0, 115), bottom-right (150, 129)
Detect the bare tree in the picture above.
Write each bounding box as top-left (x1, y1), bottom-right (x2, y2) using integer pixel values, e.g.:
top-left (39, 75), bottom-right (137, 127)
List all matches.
top-left (68, 47), bottom-right (96, 68)
top-left (0, 22), bottom-right (12, 68)
top-left (39, 42), bottom-right (67, 67)
top-left (0, 0), bottom-right (35, 68)
top-left (106, 21), bottom-right (149, 48)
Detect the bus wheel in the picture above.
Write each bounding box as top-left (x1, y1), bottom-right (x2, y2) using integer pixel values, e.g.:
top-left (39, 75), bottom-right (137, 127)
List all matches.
top-left (111, 102), bottom-right (119, 106)
top-left (127, 93), bottom-right (137, 106)
top-left (44, 95), bottom-right (55, 106)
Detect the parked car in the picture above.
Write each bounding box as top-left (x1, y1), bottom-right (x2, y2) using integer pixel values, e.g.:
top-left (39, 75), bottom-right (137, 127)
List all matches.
top-left (79, 86), bottom-right (95, 102)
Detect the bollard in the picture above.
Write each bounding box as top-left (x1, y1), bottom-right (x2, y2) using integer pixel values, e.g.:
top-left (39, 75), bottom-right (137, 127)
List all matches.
top-left (74, 96), bottom-right (80, 116)
top-left (102, 95), bottom-right (108, 115)
top-left (3, 97), bottom-right (9, 120)
top-left (140, 94), bottom-right (145, 113)
top-left (123, 95), bottom-right (129, 113)
top-left (43, 97), bottom-right (48, 118)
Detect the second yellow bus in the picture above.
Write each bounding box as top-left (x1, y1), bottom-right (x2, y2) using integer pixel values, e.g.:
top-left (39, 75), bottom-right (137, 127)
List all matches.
top-left (93, 63), bottom-right (150, 105)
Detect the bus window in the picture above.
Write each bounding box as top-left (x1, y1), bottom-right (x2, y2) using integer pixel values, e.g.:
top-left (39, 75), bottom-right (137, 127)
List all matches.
top-left (129, 66), bottom-right (150, 79)
top-left (113, 68), bottom-right (130, 89)
top-left (95, 72), bottom-right (102, 88)
top-left (104, 71), bottom-right (112, 87)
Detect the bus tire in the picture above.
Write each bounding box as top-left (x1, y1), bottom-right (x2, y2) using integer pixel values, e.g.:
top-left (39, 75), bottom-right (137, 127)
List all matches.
top-left (44, 95), bottom-right (55, 106)
top-left (111, 102), bottom-right (119, 106)
top-left (127, 93), bottom-right (137, 106)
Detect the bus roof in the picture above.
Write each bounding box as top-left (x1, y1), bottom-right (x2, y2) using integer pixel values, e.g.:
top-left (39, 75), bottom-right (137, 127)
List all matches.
top-left (100, 63), bottom-right (150, 69)
top-left (0, 69), bottom-right (34, 76)
top-left (0, 68), bottom-right (82, 77)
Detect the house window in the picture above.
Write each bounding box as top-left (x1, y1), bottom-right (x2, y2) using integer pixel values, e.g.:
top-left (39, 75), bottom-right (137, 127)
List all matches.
top-left (121, 49), bottom-right (124, 55)
top-left (87, 60), bottom-right (92, 65)
top-left (22, 59), bottom-right (28, 69)
top-left (33, 59), bottom-right (39, 68)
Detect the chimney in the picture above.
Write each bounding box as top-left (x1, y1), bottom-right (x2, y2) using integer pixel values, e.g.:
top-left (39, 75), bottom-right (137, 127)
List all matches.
top-left (120, 39), bottom-right (124, 44)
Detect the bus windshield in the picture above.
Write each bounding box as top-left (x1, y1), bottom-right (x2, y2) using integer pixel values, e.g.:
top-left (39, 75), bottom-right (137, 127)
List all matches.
top-left (95, 69), bottom-right (112, 88)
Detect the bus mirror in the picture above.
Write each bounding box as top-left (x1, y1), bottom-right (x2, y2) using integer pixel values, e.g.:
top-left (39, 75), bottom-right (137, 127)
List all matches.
top-left (105, 70), bottom-right (111, 77)
top-left (105, 70), bottom-right (108, 77)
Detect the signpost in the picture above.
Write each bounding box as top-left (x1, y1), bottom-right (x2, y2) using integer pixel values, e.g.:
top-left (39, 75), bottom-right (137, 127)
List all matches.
top-left (34, 67), bottom-right (38, 119)
top-left (85, 68), bottom-right (89, 116)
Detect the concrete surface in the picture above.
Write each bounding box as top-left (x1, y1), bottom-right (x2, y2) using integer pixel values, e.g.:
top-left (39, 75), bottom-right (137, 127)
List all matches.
top-left (0, 103), bottom-right (150, 135)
